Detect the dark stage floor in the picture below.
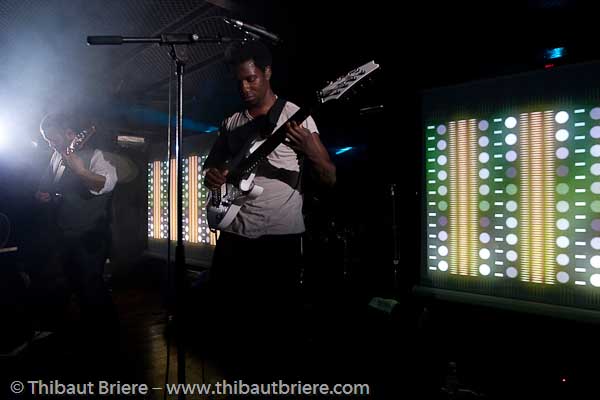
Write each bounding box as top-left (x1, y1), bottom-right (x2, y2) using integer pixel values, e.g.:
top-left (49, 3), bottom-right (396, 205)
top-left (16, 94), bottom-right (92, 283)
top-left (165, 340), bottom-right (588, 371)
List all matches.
top-left (2, 257), bottom-right (597, 399)
top-left (0, 258), bottom-right (432, 399)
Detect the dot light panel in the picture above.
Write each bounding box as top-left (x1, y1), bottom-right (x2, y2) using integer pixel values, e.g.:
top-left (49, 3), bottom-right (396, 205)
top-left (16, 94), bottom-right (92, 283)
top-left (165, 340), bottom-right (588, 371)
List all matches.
top-left (147, 155), bottom-right (217, 245)
top-left (424, 105), bottom-right (600, 310)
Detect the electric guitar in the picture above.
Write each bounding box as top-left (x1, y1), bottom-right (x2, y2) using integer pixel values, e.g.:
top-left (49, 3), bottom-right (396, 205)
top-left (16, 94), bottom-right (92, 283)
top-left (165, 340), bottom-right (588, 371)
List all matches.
top-left (66, 126), bottom-right (96, 155)
top-left (38, 125), bottom-right (97, 208)
top-left (206, 61), bottom-right (380, 230)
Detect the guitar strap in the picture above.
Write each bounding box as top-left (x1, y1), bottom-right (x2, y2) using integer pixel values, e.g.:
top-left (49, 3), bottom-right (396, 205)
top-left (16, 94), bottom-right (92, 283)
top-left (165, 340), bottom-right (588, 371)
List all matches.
top-left (256, 159), bottom-right (303, 192)
top-left (253, 97), bottom-right (303, 192)
top-left (229, 96), bottom-right (288, 169)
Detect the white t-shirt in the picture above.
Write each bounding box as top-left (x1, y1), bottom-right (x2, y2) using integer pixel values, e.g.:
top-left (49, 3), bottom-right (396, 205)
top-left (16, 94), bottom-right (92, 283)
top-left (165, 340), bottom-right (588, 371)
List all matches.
top-left (220, 101), bottom-right (318, 238)
top-left (50, 149), bottom-right (118, 195)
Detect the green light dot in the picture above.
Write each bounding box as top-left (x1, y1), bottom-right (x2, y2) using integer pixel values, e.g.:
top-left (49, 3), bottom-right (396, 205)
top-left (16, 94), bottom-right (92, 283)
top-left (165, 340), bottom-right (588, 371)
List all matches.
top-left (591, 200), bottom-right (600, 213)
top-left (506, 184), bottom-right (518, 195)
top-left (479, 201), bottom-right (490, 212)
top-left (556, 183), bottom-right (569, 195)
top-left (438, 201), bottom-right (448, 211)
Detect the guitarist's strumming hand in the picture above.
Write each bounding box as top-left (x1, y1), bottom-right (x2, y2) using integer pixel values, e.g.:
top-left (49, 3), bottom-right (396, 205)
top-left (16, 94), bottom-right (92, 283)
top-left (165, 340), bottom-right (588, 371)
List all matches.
top-left (284, 121), bottom-right (336, 186)
top-left (204, 168), bottom-right (229, 190)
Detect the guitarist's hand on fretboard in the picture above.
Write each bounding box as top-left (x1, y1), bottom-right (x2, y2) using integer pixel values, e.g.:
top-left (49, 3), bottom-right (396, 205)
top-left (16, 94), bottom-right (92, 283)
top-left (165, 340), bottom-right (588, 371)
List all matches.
top-left (60, 152), bottom-right (86, 175)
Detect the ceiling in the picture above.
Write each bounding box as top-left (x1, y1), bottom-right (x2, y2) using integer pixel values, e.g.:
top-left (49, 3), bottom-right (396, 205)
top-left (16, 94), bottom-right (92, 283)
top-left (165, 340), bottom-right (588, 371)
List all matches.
top-left (0, 0), bottom-right (256, 139)
top-left (0, 0), bottom-right (597, 147)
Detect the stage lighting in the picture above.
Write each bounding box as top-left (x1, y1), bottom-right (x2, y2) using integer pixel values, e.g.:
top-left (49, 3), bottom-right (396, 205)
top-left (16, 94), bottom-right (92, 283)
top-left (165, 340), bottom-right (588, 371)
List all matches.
top-left (147, 155), bottom-right (216, 245)
top-left (335, 146), bottom-right (353, 155)
top-left (0, 122), bottom-right (7, 149)
top-left (544, 47), bottom-right (566, 60)
top-left (421, 60), bottom-right (600, 317)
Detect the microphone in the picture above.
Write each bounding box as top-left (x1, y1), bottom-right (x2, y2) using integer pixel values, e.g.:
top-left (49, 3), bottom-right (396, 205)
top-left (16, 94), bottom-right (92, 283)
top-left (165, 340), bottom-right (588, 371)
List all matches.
top-left (87, 36), bottom-right (124, 45)
top-left (223, 17), bottom-right (282, 44)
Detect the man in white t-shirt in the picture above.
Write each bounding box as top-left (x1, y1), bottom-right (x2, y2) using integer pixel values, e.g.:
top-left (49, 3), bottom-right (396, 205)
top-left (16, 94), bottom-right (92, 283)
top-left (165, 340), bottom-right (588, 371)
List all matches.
top-left (202, 41), bottom-right (336, 375)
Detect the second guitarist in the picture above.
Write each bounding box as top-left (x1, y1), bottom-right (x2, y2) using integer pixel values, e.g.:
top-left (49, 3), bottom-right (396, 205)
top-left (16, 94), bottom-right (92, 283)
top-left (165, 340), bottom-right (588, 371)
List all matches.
top-left (35, 112), bottom-right (119, 351)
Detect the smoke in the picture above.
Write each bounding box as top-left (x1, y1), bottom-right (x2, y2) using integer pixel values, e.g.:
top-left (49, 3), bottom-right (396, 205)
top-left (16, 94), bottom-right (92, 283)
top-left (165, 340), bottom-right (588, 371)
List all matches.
top-left (0, 0), bottom-right (122, 143)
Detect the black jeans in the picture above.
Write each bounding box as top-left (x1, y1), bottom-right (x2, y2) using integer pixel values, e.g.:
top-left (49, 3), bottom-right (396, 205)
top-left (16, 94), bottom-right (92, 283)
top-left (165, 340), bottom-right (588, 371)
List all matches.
top-left (205, 232), bottom-right (303, 375)
top-left (60, 229), bottom-right (117, 338)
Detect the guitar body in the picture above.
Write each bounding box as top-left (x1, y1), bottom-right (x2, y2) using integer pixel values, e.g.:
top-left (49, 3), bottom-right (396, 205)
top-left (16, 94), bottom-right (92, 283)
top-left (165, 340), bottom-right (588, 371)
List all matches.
top-left (206, 180), bottom-right (263, 229)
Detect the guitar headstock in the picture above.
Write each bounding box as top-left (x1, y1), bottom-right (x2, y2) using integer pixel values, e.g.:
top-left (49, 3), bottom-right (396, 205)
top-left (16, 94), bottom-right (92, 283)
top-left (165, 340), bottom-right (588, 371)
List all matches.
top-left (66, 125), bottom-right (96, 155)
top-left (318, 60), bottom-right (380, 104)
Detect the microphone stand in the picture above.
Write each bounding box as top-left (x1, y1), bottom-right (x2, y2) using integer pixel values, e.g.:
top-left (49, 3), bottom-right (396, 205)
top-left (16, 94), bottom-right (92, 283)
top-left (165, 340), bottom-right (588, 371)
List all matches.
top-left (87, 33), bottom-right (241, 400)
top-left (390, 183), bottom-right (399, 291)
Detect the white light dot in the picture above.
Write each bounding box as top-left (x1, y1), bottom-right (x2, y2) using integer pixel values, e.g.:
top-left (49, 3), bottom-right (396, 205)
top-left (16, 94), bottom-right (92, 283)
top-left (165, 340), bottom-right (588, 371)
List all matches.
top-left (556, 236), bottom-right (570, 248)
top-left (506, 250), bottom-right (518, 262)
top-left (591, 145), bottom-right (600, 157)
top-left (479, 185), bottom-right (490, 196)
top-left (557, 254), bottom-right (570, 266)
top-left (479, 168), bottom-right (490, 179)
top-left (592, 256), bottom-right (600, 269)
top-left (505, 150), bottom-right (517, 162)
top-left (479, 248), bottom-right (491, 260)
top-left (506, 201), bottom-right (518, 212)
top-left (591, 107), bottom-right (600, 120)
top-left (556, 201), bottom-right (569, 213)
top-left (557, 271), bottom-right (570, 283)
top-left (591, 163), bottom-right (600, 176)
top-left (506, 267), bottom-right (518, 278)
top-left (438, 186), bottom-right (448, 196)
top-left (555, 129), bottom-right (569, 142)
top-left (591, 182), bottom-right (600, 194)
top-left (438, 231), bottom-right (448, 241)
top-left (591, 126), bottom-right (600, 139)
top-left (478, 120), bottom-right (489, 131)
top-left (479, 264), bottom-right (491, 276)
top-left (437, 140), bottom-right (447, 151)
top-left (505, 116), bottom-right (517, 129)
top-left (479, 152), bottom-right (490, 163)
top-left (437, 155), bottom-right (447, 165)
top-left (591, 274), bottom-right (600, 287)
top-left (479, 136), bottom-right (489, 147)
top-left (506, 234), bottom-right (518, 245)
top-left (438, 246), bottom-right (448, 256)
top-left (506, 217), bottom-right (518, 229)
top-left (480, 233), bottom-right (491, 244)
top-left (556, 218), bottom-right (570, 230)
top-left (555, 111), bottom-right (569, 124)
top-left (505, 133), bottom-right (518, 146)
top-left (556, 147), bottom-right (569, 160)
top-left (438, 170), bottom-right (447, 181)
top-left (437, 125), bottom-right (447, 135)
top-left (438, 260), bottom-right (449, 271)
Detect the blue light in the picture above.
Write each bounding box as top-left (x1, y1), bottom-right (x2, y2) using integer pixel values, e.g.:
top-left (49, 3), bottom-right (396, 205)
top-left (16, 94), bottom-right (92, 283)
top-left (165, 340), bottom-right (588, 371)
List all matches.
top-left (544, 47), bottom-right (565, 60)
top-left (114, 105), bottom-right (218, 133)
top-left (335, 146), bottom-right (353, 155)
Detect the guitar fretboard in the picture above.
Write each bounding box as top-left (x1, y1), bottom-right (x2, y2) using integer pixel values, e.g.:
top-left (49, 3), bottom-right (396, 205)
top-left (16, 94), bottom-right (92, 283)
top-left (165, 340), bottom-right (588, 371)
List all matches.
top-left (232, 106), bottom-right (313, 181)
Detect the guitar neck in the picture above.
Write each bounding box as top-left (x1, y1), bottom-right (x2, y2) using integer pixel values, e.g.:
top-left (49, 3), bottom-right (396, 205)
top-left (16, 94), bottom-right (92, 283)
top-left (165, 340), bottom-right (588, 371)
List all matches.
top-left (233, 106), bottom-right (313, 179)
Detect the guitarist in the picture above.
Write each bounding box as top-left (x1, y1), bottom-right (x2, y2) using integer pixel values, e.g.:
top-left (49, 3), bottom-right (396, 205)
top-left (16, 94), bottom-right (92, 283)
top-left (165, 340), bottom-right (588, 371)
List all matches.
top-left (202, 41), bottom-right (336, 374)
top-left (34, 112), bottom-right (118, 346)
